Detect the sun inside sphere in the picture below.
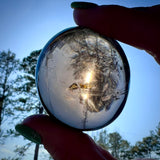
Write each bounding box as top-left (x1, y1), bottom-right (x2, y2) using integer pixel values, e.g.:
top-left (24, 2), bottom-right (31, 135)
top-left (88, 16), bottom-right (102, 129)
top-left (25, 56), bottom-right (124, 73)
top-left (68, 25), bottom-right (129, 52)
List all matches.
top-left (36, 27), bottom-right (130, 130)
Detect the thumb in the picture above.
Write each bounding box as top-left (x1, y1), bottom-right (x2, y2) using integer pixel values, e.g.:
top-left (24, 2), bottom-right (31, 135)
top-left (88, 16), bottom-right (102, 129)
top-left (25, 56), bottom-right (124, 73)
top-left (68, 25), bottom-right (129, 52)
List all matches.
top-left (16, 114), bottom-right (116, 160)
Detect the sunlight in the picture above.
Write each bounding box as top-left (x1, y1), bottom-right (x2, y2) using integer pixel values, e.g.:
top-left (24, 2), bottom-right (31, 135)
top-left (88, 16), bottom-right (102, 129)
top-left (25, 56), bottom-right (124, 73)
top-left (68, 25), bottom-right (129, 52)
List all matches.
top-left (85, 70), bottom-right (93, 84)
top-left (81, 93), bottom-right (88, 100)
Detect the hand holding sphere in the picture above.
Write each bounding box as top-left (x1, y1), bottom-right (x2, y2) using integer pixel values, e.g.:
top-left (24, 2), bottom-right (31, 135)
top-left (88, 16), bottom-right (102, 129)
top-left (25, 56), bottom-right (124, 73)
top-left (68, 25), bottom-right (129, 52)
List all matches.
top-left (15, 2), bottom-right (160, 160)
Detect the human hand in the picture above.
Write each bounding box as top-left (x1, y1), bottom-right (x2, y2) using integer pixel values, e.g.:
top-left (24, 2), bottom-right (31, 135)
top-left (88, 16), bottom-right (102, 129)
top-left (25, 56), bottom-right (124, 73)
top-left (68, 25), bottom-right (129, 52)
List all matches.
top-left (16, 2), bottom-right (160, 160)
top-left (16, 114), bottom-right (116, 160)
top-left (72, 2), bottom-right (160, 64)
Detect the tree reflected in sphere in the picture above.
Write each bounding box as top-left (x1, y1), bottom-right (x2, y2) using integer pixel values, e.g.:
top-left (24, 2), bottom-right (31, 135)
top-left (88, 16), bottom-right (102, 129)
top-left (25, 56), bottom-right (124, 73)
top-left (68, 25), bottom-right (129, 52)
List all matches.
top-left (36, 27), bottom-right (130, 130)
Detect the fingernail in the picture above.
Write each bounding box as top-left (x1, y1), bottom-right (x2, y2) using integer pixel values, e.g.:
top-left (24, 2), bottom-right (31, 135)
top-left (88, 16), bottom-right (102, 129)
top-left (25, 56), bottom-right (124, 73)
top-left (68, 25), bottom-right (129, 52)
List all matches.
top-left (71, 2), bottom-right (98, 9)
top-left (15, 124), bottom-right (42, 144)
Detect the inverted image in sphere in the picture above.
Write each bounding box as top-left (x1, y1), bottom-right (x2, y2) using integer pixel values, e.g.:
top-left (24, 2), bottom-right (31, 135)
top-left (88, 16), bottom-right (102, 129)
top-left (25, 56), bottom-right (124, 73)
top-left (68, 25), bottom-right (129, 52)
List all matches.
top-left (36, 27), bottom-right (130, 130)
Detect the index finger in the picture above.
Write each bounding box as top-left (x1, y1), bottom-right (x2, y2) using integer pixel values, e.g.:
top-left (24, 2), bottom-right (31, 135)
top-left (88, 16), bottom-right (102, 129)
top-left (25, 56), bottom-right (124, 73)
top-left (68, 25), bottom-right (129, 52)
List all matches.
top-left (72, 3), bottom-right (160, 64)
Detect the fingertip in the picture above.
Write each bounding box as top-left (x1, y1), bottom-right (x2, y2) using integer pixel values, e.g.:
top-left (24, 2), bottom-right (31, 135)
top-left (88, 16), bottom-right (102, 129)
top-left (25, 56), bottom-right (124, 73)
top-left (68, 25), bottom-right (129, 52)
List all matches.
top-left (73, 4), bottom-right (160, 59)
top-left (71, 2), bottom-right (98, 9)
top-left (15, 123), bottom-right (42, 144)
top-left (73, 5), bottom-right (124, 37)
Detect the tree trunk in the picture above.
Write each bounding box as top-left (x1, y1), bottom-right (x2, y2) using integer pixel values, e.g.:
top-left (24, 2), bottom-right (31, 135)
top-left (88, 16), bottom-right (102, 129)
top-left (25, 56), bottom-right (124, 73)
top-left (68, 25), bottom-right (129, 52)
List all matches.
top-left (34, 144), bottom-right (39, 160)
top-left (33, 105), bottom-right (43, 160)
top-left (0, 99), bottom-right (3, 127)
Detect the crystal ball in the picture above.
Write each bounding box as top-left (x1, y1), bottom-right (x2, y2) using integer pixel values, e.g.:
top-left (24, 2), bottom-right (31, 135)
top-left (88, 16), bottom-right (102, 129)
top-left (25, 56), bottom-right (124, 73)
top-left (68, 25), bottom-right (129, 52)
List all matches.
top-left (36, 27), bottom-right (130, 130)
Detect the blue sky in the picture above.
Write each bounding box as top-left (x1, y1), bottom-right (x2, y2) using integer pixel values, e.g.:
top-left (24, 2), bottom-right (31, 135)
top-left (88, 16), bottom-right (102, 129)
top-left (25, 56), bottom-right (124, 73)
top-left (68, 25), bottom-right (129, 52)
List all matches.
top-left (0, 0), bottom-right (160, 159)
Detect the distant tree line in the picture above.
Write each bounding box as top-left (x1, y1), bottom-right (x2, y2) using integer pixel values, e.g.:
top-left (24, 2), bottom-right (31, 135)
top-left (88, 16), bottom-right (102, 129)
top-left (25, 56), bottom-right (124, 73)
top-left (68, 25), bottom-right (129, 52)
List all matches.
top-left (94, 122), bottom-right (160, 160)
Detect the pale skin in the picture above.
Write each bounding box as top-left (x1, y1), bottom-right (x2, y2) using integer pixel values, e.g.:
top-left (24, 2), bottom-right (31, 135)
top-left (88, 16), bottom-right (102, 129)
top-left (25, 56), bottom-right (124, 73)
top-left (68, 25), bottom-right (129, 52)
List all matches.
top-left (19, 4), bottom-right (160, 160)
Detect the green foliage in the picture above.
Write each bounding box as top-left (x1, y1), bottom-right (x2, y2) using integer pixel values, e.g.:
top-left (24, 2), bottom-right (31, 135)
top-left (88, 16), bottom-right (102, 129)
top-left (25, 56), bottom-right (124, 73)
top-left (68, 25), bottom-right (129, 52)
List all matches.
top-left (12, 50), bottom-right (43, 160)
top-left (119, 139), bottom-right (130, 159)
top-left (128, 124), bottom-right (160, 159)
top-left (0, 50), bottom-right (44, 160)
top-left (0, 128), bottom-right (4, 144)
top-left (94, 130), bottom-right (131, 160)
top-left (130, 141), bottom-right (145, 158)
top-left (155, 122), bottom-right (160, 156)
top-left (95, 130), bottom-right (109, 150)
top-left (1, 158), bottom-right (20, 160)
top-left (14, 50), bottom-right (42, 117)
top-left (20, 50), bottom-right (41, 76)
top-left (14, 142), bottom-right (32, 158)
top-left (107, 132), bottom-right (129, 159)
top-left (94, 122), bottom-right (160, 160)
top-left (0, 50), bottom-right (19, 126)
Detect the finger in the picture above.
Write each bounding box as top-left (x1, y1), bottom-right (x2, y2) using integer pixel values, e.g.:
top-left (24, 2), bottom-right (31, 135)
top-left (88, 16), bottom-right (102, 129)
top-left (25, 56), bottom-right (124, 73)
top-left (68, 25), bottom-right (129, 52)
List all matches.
top-left (16, 114), bottom-right (115, 160)
top-left (73, 5), bottom-right (160, 64)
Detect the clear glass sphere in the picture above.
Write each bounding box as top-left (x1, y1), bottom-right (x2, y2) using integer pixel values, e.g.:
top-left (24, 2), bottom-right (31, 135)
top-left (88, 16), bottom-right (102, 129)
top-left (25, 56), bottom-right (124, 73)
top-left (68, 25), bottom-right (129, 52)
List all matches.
top-left (36, 27), bottom-right (130, 130)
